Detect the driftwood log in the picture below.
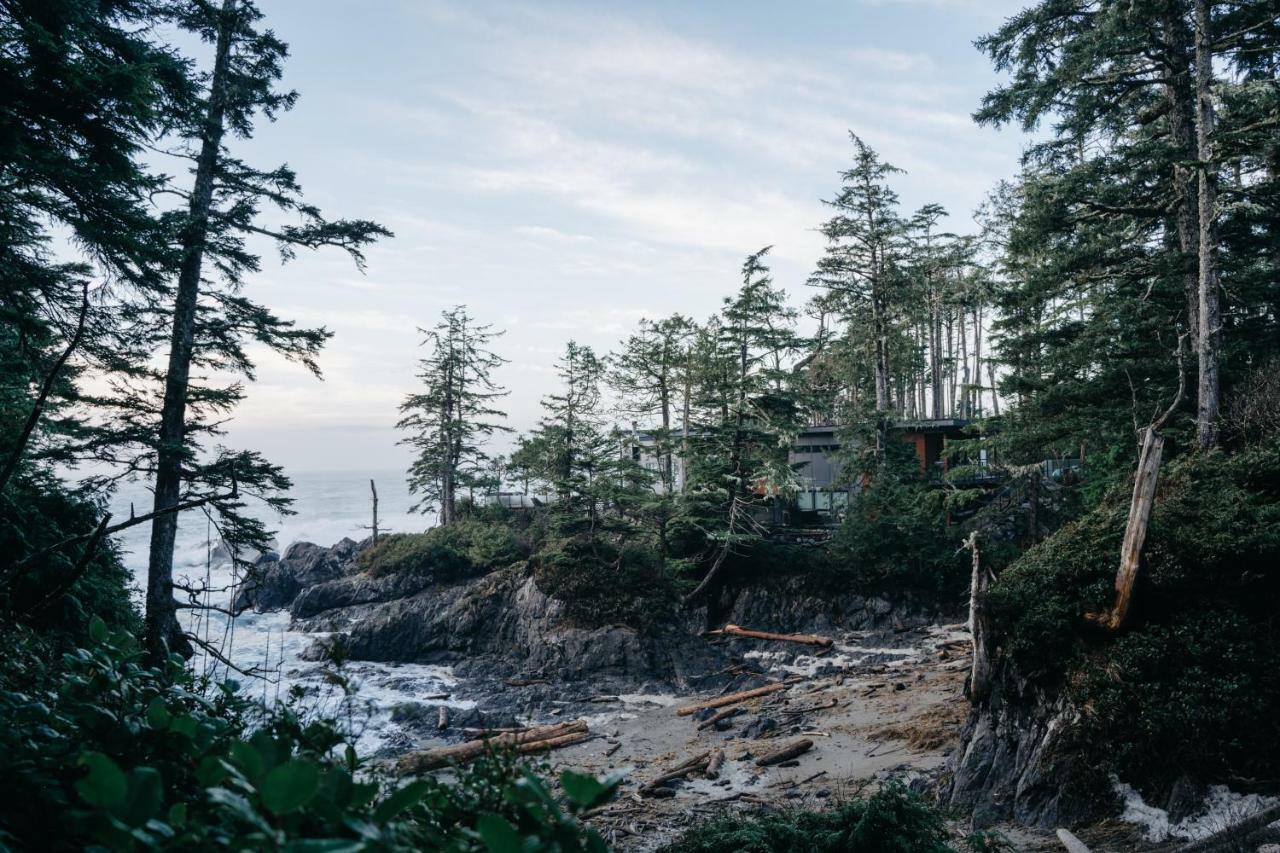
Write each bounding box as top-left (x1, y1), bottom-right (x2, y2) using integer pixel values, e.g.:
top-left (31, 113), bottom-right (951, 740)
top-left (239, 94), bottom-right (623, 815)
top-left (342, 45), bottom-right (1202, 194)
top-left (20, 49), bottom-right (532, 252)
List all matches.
top-left (436, 706), bottom-right (448, 731)
top-left (707, 624), bottom-right (834, 648)
top-left (397, 720), bottom-right (587, 774)
top-left (705, 749), bottom-right (725, 779)
top-left (676, 683), bottom-right (787, 716)
top-left (696, 706), bottom-right (744, 730)
top-left (754, 739), bottom-right (814, 767)
top-left (516, 730), bottom-right (591, 756)
top-left (1166, 802), bottom-right (1280, 852)
top-left (642, 751), bottom-right (711, 793)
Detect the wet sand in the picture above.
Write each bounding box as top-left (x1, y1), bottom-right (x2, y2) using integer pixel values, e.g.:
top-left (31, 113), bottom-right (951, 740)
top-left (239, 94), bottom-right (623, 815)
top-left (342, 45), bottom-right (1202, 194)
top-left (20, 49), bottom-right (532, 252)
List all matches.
top-left (545, 623), bottom-right (974, 849)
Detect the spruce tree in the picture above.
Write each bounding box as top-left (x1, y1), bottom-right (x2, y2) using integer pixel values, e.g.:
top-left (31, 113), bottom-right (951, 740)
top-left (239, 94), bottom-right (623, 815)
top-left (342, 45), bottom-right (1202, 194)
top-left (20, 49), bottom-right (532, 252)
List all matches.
top-left (811, 134), bottom-right (907, 450)
top-left (397, 306), bottom-right (510, 525)
top-left (141, 0), bottom-right (389, 658)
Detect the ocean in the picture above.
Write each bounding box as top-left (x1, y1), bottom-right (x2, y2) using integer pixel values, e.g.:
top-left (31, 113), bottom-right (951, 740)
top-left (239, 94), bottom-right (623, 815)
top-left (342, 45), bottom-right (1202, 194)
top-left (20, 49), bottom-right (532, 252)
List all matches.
top-left (108, 471), bottom-right (465, 756)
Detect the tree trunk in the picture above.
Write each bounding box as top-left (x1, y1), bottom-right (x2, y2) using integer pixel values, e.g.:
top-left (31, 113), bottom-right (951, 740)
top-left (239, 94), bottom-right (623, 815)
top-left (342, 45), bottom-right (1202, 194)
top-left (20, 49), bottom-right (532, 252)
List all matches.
top-left (930, 295), bottom-right (943, 419)
top-left (1164, 3), bottom-right (1201, 354)
top-left (972, 305), bottom-right (983, 417)
top-left (1194, 0), bottom-right (1221, 449)
top-left (965, 532), bottom-right (994, 703)
top-left (145, 0), bottom-right (237, 662)
top-left (369, 479), bottom-right (379, 544)
top-left (959, 304), bottom-right (970, 418)
top-left (988, 361), bottom-right (1001, 416)
top-left (1085, 426), bottom-right (1166, 632)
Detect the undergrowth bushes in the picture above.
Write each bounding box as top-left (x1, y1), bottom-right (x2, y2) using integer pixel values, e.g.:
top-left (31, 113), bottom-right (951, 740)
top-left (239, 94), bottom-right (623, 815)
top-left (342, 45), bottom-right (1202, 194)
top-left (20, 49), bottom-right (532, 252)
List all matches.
top-left (533, 534), bottom-right (681, 629)
top-left (360, 517), bottom-right (526, 580)
top-left (662, 783), bottom-right (997, 853)
top-left (0, 617), bottom-right (615, 850)
top-left (990, 446), bottom-right (1280, 800)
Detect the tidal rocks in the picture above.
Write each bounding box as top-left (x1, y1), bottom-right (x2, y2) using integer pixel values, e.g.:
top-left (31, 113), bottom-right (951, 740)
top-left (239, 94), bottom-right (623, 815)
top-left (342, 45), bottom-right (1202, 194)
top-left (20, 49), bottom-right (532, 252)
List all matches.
top-left (232, 538), bottom-right (362, 613)
top-left (296, 565), bottom-right (728, 691)
top-left (943, 663), bottom-right (1102, 829)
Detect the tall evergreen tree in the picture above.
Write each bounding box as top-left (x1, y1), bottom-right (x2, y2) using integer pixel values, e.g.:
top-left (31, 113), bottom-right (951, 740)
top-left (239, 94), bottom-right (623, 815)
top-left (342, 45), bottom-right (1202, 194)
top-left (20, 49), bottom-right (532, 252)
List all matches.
top-left (141, 0), bottom-right (388, 658)
top-left (398, 306), bottom-right (510, 525)
top-left (811, 134), bottom-right (907, 451)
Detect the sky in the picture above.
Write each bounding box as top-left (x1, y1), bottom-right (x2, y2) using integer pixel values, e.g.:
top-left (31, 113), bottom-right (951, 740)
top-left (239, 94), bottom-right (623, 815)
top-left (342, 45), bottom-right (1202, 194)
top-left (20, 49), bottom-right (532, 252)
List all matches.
top-left (220, 0), bottom-right (1032, 473)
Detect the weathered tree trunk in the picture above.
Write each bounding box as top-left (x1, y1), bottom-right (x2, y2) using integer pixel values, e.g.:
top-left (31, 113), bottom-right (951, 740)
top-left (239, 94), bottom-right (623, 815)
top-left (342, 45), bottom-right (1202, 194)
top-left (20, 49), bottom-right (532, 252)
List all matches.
top-left (1194, 0), bottom-right (1221, 449)
top-left (1164, 3), bottom-right (1202, 354)
top-left (988, 361), bottom-right (1001, 416)
top-left (1085, 426), bottom-right (1166, 632)
top-left (397, 720), bottom-right (587, 774)
top-left (707, 624), bottom-right (834, 647)
top-left (965, 531), bottom-right (994, 703)
top-left (145, 0), bottom-right (237, 661)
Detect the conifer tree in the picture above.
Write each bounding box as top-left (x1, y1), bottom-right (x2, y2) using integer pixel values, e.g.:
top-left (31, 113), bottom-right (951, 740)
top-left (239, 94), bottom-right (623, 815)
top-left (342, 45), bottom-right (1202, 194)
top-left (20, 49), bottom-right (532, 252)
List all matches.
top-left (811, 134), bottom-right (907, 450)
top-left (531, 341), bottom-right (617, 533)
top-left (398, 306), bottom-right (510, 525)
top-left (141, 0), bottom-right (389, 658)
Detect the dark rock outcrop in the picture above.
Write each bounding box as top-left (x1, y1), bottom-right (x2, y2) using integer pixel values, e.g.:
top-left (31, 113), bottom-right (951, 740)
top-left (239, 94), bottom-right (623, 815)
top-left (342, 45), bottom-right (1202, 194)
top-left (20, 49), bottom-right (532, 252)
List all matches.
top-left (943, 661), bottom-right (1103, 829)
top-left (233, 538), bottom-right (362, 613)
top-left (719, 576), bottom-right (941, 635)
top-left (296, 565), bottom-right (727, 692)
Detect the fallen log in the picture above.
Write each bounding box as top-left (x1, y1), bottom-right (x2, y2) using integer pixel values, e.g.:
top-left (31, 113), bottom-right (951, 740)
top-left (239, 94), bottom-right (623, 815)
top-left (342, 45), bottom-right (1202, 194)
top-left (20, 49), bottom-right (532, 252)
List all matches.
top-left (705, 749), bottom-right (725, 779)
top-left (676, 683), bottom-right (788, 717)
top-left (463, 726), bottom-right (527, 738)
top-left (781, 697), bottom-right (838, 717)
top-left (397, 720), bottom-right (587, 774)
top-left (1057, 828), bottom-right (1092, 853)
top-left (706, 624), bottom-right (834, 648)
top-left (436, 706), bottom-right (448, 731)
top-left (506, 677), bottom-right (550, 687)
top-left (642, 751), bottom-right (711, 792)
top-left (754, 739), bottom-right (814, 767)
top-left (696, 706), bottom-right (744, 731)
top-left (516, 730), bottom-right (591, 756)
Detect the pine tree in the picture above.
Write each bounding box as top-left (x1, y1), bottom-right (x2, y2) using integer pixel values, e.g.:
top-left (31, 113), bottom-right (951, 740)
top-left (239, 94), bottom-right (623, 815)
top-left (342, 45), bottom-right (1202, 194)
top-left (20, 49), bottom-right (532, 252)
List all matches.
top-left (141, 0), bottom-right (389, 658)
top-left (811, 134), bottom-right (908, 451)
top-left (397, 306), bottom-right (510, 525)
top-left (531, 341), bottom-right (615, 533)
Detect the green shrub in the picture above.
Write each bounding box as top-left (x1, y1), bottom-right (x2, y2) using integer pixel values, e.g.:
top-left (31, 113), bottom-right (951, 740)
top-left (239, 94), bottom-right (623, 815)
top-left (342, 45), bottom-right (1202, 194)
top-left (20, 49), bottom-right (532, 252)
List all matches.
top-left (0, 616), bottom-right (617, 851)
top-left (827, 459), bottom-right (966, 600)
top-left (360, 518), bottom-right (525, 580)
top-left (1, 472), bottom-right (138, 637)
top-left (534, 534), bottom-right (679, 629)
top-left (663, 783), bottom-right (956, 853)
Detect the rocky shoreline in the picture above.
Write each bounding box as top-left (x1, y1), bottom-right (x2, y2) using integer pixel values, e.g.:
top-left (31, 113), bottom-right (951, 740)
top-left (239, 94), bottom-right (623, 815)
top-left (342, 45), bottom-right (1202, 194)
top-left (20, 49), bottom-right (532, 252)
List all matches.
top-left (228, 536), bottom-right (1176, 850)
top-left (232, 537), bottom-right (952, 727)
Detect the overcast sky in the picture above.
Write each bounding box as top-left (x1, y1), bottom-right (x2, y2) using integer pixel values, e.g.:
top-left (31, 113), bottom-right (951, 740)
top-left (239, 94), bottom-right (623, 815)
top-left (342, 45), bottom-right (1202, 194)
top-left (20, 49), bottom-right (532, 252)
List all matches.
top-left (222, 0), bottom-right (1031, 473)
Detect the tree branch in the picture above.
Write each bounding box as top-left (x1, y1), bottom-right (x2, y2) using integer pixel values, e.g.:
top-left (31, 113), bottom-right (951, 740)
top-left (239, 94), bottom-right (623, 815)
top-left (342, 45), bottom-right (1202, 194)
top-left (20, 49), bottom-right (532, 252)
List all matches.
top-left (0, 283), bottom-right (90, 493)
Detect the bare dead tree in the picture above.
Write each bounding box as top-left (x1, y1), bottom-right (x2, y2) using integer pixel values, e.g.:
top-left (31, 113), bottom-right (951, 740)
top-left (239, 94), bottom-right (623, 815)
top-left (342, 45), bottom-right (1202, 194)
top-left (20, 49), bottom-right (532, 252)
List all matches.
top-left (1085, 335), bottom-right (1186, 633)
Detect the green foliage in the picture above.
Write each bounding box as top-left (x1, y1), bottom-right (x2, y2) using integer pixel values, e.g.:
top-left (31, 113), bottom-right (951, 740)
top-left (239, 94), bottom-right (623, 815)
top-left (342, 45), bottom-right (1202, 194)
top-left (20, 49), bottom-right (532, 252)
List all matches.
top-left (663, 783), bottom-right (955, 853)
top-left (0, 617), bottom-right (616, 851)
top-left (828, 447), bottom-right (966, 599)
top-left (1, 472), bottom-right (137, 636)
top-left (360, 519), bottom-right (526, 580)
top-left (991, 447), bottom-right (1280, 795)
top-left (533, 534), bottom-right (679, 629)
